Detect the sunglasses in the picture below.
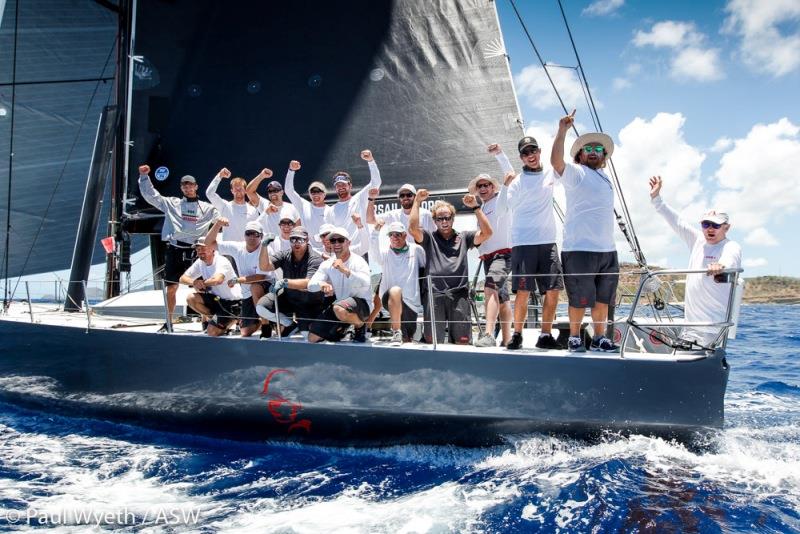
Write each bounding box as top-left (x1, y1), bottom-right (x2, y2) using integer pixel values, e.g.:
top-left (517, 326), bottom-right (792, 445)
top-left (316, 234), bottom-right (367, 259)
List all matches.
top-left (583, 145), bottom-right (605, 154)
top-left (388, 232), bottom-right (405, 238)
top-left (701, 221), bottom-right (723, 229)
top-left (520, 147), bottom-right (540, 156)
top-left (309, 188), bottom-right (324, 194)
top-left (279, 220), bottom-right (295, 226)
top-left (398, 192), bottom-right (414, 199)
top-left (329, 237), bottom-right (346, 244)
top-left (289, 237), bottom-right (307, 243)
top-left (434, 216), bottom-right (453, 222)
top-left (267, 189), bottom-right (283, 194)
top-left (476, 182), bottom-right (492, 189)
top-left (244, 231), bottom-right (262, 237)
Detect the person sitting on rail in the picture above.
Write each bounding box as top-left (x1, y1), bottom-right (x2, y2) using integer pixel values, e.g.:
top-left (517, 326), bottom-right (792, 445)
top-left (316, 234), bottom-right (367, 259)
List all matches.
top-left (370, 220), bottom-right (426, 345)
top-left (137, 164), bottom-right (217, 331)
top-left (205, 167), bottom-right (259, 242)
top-left (246, 169), bottom-right (301, 236)
top-left (408, 189), bottom-right (492, 345)
top-left (283, 159), bottom-right (330, 254)
top-left (256, 226), bottom-right (325, 337)
top-left (204, 218), bottom-right (269, 337)
top-left (306, 227), bottom-right (373, 343)
top-left (179, 237), bottom-right (242, 337)
top-left (649, 176), bottom-right (743, 346)
top-left (323, 149), bottom-right (382, 257)
top-left (551, 110), bottom-right (620, 353)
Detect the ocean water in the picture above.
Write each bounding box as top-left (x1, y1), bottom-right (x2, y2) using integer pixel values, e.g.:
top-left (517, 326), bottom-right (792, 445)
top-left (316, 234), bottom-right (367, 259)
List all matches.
top-left (1, 305), bottom-right (798, 533)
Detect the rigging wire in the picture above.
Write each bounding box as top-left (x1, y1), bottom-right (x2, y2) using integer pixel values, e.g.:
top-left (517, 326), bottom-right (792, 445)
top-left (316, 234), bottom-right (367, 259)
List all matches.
top-left (9, 37), bottom-right (118, 300)
top-left (2, 0), bottom-right (20, 311)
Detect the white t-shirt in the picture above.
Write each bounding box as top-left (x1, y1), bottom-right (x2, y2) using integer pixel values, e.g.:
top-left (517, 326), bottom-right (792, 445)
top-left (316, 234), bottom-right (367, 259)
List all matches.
top-left (370, 232), bottom-right (426, 312)
top-left (256, 200), bottom-right (301, 237)
top-left (307, 252), bottom-right (373, 310)
top-left (284, 168), bottom-right (330, 253)
top-left (216, 240), bottom-right (267, 298)
top-left (498, 168), bottom-right (558, 247)
top-left (323, 160), bottom-right (382, 255)
top-left (183, 253), bottom-right (242, 301)
top-left (477, 194), bottom-right (511, 255)
top-left (652, 196), bottom-right (743, 344)
top-left (556, 163), bottom-right (616, 252)
top-left (205, 176), bottom-right (259, 242)
top-left (379, 207), bottom-right (435, 245)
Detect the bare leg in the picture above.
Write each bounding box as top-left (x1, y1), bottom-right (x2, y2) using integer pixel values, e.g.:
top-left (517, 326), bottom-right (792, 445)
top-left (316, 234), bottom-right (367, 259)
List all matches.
top-left (333, 304), bottom-right (364, 327)
top-left (186, 293), bottom-right (211, 316)
top-left (512, 290), bottom-right (530, 333)
top-left (498, 301), bottom-right (512, 344)
top-left (541, 289), bottom-right (560, 335)
top-left (366, 293), bottom-right (382, 329)
top-left (568, 306), bottom-right (585, 336)
top-left (166, 284), bottom-right (179, 322)
top-left (484, 286), bottom-right (500, 336)
top-left (387, 287), bottom-right (403, 330)
top-left (591, 302), bottom-right (609, 338)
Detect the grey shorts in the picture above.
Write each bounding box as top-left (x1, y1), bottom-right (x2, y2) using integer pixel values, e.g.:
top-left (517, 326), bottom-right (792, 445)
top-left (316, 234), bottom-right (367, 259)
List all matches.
top-left (511, 244), bottom-right (565, 294)
top-left (482, 252), bottom-right (511, 304)
top-left (381, 291), bottom-right (420, 340)
top-left (561, 250), bottom-right (619, 308)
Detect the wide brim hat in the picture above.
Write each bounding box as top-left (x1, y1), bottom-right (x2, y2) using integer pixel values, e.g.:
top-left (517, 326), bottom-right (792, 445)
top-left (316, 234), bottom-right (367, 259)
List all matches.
top-left (570, 132), bottom-right (615, 158)
top-left (467, 173), bottom-right (500, 195)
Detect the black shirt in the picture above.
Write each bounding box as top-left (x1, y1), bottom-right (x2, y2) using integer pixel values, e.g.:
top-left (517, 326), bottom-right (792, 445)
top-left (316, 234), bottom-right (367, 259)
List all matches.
top-left (419, 230), bottom-right (476, 293)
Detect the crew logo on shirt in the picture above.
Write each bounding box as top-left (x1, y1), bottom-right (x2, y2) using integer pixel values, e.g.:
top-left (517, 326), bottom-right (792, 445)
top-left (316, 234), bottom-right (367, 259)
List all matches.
top-left (182, 204), bottom-right (199, 223)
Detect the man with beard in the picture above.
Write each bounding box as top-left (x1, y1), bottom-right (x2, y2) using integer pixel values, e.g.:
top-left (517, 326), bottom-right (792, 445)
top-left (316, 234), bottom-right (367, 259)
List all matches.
top-left (367, 184), bottom-right (435, 244)
top-left (256, 226), bottom-right (325, 337)
top-left (409, 189), bottom-right (492, 345)
top-left (284, 159), bottom-right (330, 254)
top-left (649, 176), bottom-right (742, 346)
top-left (179, 238), bottom-right (242, 337)
top-left (551, 110), bottom-right (619, 353)
top-left (492, 138), bottom-right (565, 351)
top-left (323, 149), bottom-right (381, 256)
top-left (306, 227), bottom-right (373, 343)
top-left (246, 170), bottom-right (300, 236)
top-left (138, 164), bottom-right (217, 329)
top-left (205, 167), bottom-right (259, 242)
top-left (205, 218), bottom-right (269, 337)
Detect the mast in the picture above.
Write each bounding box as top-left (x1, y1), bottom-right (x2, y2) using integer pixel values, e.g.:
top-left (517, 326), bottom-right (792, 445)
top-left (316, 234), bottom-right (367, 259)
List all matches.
top-left (2, 0), bottom-right (20, 311)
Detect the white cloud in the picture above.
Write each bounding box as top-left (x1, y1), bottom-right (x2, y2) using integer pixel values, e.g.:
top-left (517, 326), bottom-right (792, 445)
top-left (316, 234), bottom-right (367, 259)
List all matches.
top-left (723, 0), bottom-right (800, 77)
top-left (582, 0), bottom-right (624, 17)
top-left (711, 118), bottom-right (800, 231)
top-left (612, 77), bottom-right (631, 91)
top-left (633, 21), bottom-right (703, 48)
top-left (670, 47), bottom-right (724, 81)
top-left (743, 257), bottom-right (768, 268)
top-left (710, 137), bottom-right (733, 153)
top-left (514, 65), bottom-right (600, 111)
top-left (744, 227), bottom-right (779, 246)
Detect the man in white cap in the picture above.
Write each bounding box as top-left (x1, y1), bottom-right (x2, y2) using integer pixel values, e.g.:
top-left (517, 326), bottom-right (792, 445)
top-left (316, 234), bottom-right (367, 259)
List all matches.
top-left (179, 237), bottom-right (242, 337)
top-left (204, 218), bottom-right (270, 337)
top-left (551, 110), bottom-right (619, 353)
top-left (491, 138), bottom-right (565, 351)
top-left (367, 183), bottom-right (435, 244)
top-left (138, 164), bottom-right (217, 329)
top-left (323, 149), bottom-right (382, 256)
top-left (205, 167), bottom-right (259, 242)
top-left (306, 227), bottom-right (374, 343)
top-left (317, 223), bottom-right (337, 260)
top-left (370, 220), bottom-right (426, 345)
top-left (283, 159), bottom-right (330, 253)
top-left (246, 170), bottom-right (301, 236)
top-left (649, 176), bottom-right (742, 345)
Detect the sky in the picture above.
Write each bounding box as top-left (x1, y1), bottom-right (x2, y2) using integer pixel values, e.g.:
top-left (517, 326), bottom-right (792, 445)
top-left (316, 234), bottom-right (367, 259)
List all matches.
top-left (494, 0), bottom-right (800, 276)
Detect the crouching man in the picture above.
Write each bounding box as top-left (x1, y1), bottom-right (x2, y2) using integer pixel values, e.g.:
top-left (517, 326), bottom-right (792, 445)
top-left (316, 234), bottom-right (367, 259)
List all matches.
top-left (306, 227), bottom-right (374, 343)
top-left (256, 226), bottom-right (325, 336)
top-left (179, 237), bottom-right (242, 336)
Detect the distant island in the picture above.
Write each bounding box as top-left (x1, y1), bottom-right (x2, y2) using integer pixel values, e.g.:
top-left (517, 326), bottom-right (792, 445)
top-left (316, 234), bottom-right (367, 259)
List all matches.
top-left (742, 276), bottom-right (800, 304)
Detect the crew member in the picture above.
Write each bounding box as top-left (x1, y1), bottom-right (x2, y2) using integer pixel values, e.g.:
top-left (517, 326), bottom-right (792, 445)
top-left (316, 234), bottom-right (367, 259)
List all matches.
top-left (283, 160), bottom-right (330, 253)
top-left (205, 167), bottom-right (259, 242)
top-left (246, 169), bottom-right (300, 236)
top-left (367, 184), bottom-right (435, 244)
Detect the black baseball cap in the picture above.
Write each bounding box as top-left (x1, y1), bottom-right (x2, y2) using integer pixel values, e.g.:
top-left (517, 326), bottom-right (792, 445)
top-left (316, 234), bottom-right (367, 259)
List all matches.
top-left (518, 136), bottom-right (539, 153)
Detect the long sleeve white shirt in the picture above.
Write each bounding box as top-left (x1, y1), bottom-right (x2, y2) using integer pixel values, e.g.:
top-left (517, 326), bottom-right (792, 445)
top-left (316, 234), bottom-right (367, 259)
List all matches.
top-left (307, 252), bottom-right (374, 310)
top-left (324, 160), bottom-right (382, 255)
top-left (206, 175), bottom-right (259, 242)
top-left (284, 168), bottom-right (330, 253)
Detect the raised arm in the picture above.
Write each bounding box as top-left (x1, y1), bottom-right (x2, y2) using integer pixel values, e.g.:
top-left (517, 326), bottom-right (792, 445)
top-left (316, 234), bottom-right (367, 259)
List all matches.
top-left (353, 150), bottom-right (382, 211)
top-left (205, 168), bottom-right (231, 210)
top-left (137, 164), bottom-right (167, 211)
top-left (205, 217), bottom-right (228, 246)
top-left (246, 168), bottom-right (273, 207)
top-left (551, 109), bottom-right (575, 176)
top-left (258, 241), bottom-right (276, 272)
top-left (283, 160), bottom-right (308, 209)
top-left (488, 143), bottom-right (515, 175)
top-left (465, 194), bottom-right (493, 246)
top-left (649, 176), bottom-right (701, 250)
top-left (496, 170), bottom-right (516, 213)
top-left (408, 188), bottom-right (428, 244)
top-left (368, 219), bottom-right (387, 267)
top-left (365, 187), bottom-right (379, 224)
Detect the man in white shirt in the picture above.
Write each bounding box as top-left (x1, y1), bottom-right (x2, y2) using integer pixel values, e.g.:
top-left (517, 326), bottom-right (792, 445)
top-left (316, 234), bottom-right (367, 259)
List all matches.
top-left (247, 171), bottom-right (301, 236)
top-left (323, 149), bottom-right (382, 256)
top-left (493, 138), bottom-right (565, 351)
top-left (179, 237), bottom-right (242, 337)
top-left (205, 219), bottom-right (269, 337)
top-left (284, 159), bottom-right (330, 253)
top-left (649, 176), bottom-right (743, 346)
top-left (368, 183), bottom-right (435, 244)
top-left (370, 221), bottom-right (426, 345)
top-left (205, 167), bottom-right (259, 242)
top-left (552, 110), bottom-right (620, 353)
top-left (306, 227), bottom-right (374, 343)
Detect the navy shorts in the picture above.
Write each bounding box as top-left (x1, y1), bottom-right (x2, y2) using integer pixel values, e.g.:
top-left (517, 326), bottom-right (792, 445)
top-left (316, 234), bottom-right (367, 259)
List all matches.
top-left (164, 244), bottom-right (195, 285)
top-left (511, 244), bottom-right (564, 294)
top-left (482, 252), bottom-right (511, 304)
top-left (561, 250), bottom-right (619, 308)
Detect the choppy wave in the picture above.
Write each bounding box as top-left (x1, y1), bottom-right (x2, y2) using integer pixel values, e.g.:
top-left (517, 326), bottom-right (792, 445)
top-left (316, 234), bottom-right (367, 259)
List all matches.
top-left (1, 305), bottom-right (799, 533)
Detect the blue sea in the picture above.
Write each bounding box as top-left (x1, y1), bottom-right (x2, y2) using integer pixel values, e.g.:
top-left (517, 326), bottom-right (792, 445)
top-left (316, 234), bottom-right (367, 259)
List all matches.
top-left (1, 305), bottom-right (798, 533)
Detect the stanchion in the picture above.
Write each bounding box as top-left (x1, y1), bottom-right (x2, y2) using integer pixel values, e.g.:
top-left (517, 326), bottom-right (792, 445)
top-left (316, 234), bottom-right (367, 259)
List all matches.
top-left (81, 280), bottom-right (92, 331)
top-left (25, 281), bottom-right (33, 323)
top-left (426, 274), bottom-right (437, 349)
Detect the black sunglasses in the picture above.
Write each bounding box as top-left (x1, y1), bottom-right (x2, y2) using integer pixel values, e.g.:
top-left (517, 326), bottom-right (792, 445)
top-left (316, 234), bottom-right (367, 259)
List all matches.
top-left (434, 216), bottom-right (453, 222)
top-left (244, 231), bottom-right (262, 237)
top-left (309, 188), bottom-right (324, 194)
top-left (398, 192), bottom-right (414, 199)
top-left (329, 237), bottom-right (346, 244)
top-left (701, 221), bottom-right (723, 229)
top-left (279, 220), bottom-right (295, 226)
top-left (267, 188), bottom-right (282, 194)
top-left (476, 182), bottom-right (492, 189)
top-left (520, 147), bottom-right (540, 156)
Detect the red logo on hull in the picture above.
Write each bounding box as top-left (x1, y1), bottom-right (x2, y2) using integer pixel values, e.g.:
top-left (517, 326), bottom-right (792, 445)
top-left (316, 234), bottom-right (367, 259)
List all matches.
top-left (261, 369), bottom-right (311, 434)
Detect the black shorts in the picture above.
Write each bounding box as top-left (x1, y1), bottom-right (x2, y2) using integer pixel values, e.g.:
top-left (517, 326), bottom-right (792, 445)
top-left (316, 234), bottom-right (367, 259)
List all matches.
top-left (482, 252), bottom-right (511, 304)
top-left (511, 244), bottom-right (564, 294)
top-left (198, 293), bottom-right (241, 328)
top-left (164, 243), bottom-right (195, 285)
top-left (381, 291), bottom-right (420, 340)
top-left (240, 296), bottom-right (260, 328)
top-left (307, 303), bottom-right (351, 342)
top-left (561, 250), bottom-right (619, 308)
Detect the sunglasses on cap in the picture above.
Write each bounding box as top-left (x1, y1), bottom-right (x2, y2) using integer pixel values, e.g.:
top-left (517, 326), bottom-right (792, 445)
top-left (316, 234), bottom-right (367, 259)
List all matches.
top-left (434, 216), bottom-right (453, 222)
top-left (520, 147), bottom-right (540, 156)
top-left (329, 237), bottom-right (346, 244)
top-left (701, 221), bottom-right (723, 229)
top-left (244, 230), bottom-right (262, 237)
top-left (289, 236), bottom-right (307, 243)
top-left (398, 192), bottom-right (414, 199)
top-left (582, 145), bottom-right (605, 154)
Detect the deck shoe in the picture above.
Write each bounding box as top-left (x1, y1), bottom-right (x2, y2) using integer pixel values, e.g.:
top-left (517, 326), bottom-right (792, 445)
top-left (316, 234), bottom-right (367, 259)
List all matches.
top-left (353, 325), bottom-right (367, 343)
top-left (590, 336), bottom-right (619, 353)
top-left (201, 320), bottom-right (209, 332)
top-left (260, 323), bottom-right (273, 339)
top-left (535, 333), bottom-right (563, 350)
top-left (506, 332), bottom-right (523, 350)
top-left (568, 336), bottom-right (586, 353)
top-left (157, 322), bottom-right (169, 333)
top-left (390, 330), bottom-right (403, 346)
top-left (280, 322), bottom-right (298, 338)
top-left (475, 332), bottom-right (497, 348)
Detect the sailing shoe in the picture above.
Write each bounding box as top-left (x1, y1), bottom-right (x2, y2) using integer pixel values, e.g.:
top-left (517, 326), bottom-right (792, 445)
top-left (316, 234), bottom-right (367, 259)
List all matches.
top-left (260, 323), bottom-right (273, 339)
top-left (390, 330), bottom-right (403, 346)
top-left (352, 325), bottom-right (367, 343)
top-left (475, 333), bottom-right (497, 348)
top-left (506, 332), bottom-right (523, 350)
top-left (280, 322), bottom-right (298, 338)
top-left (157, 322), bottom-right (169, 333)
top-left (568, 336), bottom-right (586, 353)
top-left (535, 333), bottom-right (563, 350)
top-left (590, 336), bottom-right (619, 353)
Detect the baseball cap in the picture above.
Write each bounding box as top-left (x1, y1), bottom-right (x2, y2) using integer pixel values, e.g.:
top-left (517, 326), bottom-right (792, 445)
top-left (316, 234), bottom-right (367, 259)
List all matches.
top-left (332, 173), bottom-right (351, 185)
top-left (308, 181), bottom-right (327, 194)
top-left (700, 210), bottom-right (729, 225)
top-left (244, 221), bottom-right (262, 233)
top-left (266, 180), bottom-right (283, 191)
top-left (387, 221), bottom-right (407, 233)
top-left (193, 236), bottom-right (209, 248)
top-left (180, 175), bottom-right (197, 184)
top-left (317, 223), bottom-right (336, 239)
top-left (328, 227), bottom-right (350, 240)
top-left (290, 226), bottom-right (309, 239)
top-left (517, 136), bottom-right (539, 153)
top-left (397, 183), bottom-right (417, 195)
